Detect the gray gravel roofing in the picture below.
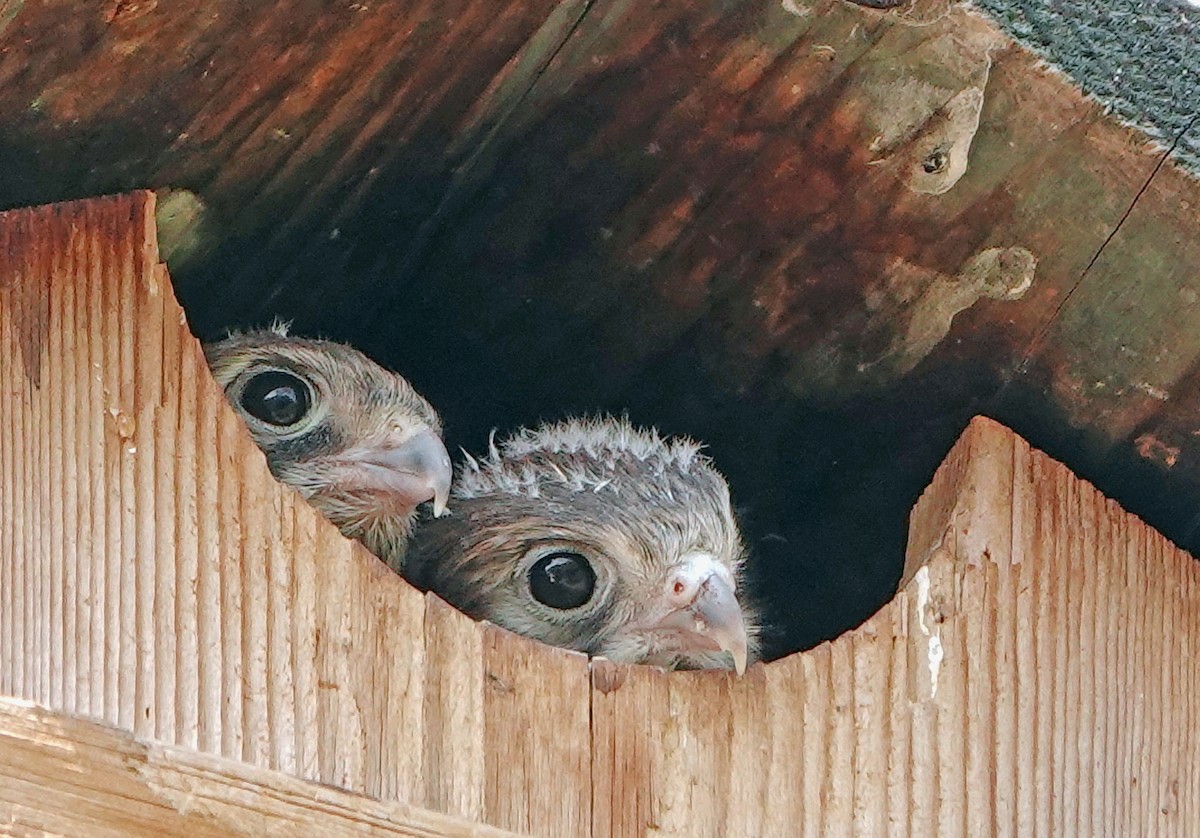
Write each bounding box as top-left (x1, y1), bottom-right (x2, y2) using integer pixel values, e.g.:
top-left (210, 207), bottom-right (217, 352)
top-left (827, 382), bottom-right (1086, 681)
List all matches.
top-left (971, 0), bottom-right (1200, 172)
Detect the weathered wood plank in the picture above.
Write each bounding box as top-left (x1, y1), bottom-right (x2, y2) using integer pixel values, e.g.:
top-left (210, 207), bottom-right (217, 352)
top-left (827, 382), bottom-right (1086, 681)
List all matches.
top-left (0, 0), bottom-right (570, 319)
top-left (0, 697), bottom-right (520, 838)
top-left (1014, 149), bottom-right (1200, 452)
top-left (422, 595), bottom-right (486, 825)
top-left (481, 626), bottom-right (591, 838)
top-left (375, 0), bottom-right (1168, 409)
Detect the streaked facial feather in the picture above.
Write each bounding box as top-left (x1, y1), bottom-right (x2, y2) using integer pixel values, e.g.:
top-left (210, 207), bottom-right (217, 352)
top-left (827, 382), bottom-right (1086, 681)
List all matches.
top-left (406, 417), bottom-right (761, 671)
top-left (205, 324), bottom-right (445, 567)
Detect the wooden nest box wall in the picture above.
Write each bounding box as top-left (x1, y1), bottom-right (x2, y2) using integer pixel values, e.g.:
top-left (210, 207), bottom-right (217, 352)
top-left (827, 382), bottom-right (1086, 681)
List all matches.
top-left (2, 191), bottom-right (1200, 836)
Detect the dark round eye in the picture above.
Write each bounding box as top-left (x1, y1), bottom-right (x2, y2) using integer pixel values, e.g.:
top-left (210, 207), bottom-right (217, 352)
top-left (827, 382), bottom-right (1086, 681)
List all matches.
top-left (239, 370), bottom-right (311, 427)
top-left (528, 552), bottom-right (596, 610)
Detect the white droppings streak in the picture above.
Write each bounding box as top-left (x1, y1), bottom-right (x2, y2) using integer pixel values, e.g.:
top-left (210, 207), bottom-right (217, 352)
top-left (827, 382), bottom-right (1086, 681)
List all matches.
top-left (914, 566), bottom-right (944, 699)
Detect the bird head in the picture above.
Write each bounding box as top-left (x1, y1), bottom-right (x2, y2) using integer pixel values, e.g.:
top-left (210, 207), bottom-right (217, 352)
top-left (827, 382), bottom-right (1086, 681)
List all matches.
top-left (405, 417), bottom-right (759, 674)
top-left (204, 322), bottom-right (452, 566)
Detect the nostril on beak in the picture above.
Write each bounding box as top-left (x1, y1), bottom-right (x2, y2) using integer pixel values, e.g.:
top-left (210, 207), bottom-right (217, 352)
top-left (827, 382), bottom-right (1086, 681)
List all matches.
top-left (665, 572), bottom-right (701, 608)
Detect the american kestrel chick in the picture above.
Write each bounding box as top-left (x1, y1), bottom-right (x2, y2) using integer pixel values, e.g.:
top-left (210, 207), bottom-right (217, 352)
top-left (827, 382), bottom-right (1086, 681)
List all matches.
top-left (404, 417), bottom-right (759, 674)
top-left (204, 323), bottom-right (452, 567)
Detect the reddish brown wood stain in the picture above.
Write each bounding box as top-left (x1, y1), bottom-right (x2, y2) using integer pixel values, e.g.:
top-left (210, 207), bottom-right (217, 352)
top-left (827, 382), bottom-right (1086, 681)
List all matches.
top-left (0, 215), bottom-right (40, 386)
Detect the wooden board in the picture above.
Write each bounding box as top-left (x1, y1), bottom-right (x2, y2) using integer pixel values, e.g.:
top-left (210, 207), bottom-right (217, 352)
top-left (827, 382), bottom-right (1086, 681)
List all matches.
top-left (3, 192), bottom-right (1200, 835)
top-left (0, 697), bottom-right (517, 838)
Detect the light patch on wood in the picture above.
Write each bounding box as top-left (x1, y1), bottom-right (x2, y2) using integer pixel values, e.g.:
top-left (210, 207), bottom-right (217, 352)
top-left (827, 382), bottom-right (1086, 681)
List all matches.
top-left (861, 28), bottom-right (1005, 193)
top-left (912, 565), bottom-right (944, 699)
top-left (907, 85), bottom-right (986, 194)
top-left (0, 0), bottom-right (21, 36)
top-left (154, 187), bottom-right (217, 276)
top-left (780, 0), bottom-right (812, 16)
top-left (784, 245), bottom-right (1036, 398)
top-left (891, 245), bottom-right (1037, 361)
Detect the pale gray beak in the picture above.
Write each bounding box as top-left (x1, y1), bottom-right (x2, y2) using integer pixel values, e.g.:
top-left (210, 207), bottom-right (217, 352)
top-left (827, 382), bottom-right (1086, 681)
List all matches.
top-left (653, 555), bottom-right (750, 675)
top-left (337, 427), bottom-right (453, 517)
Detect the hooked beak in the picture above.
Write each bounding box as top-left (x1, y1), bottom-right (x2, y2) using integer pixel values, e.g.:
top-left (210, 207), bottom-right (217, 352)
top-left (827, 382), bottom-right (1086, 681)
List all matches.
top-left (652, 554), bottom-right (749, 675)
top-left (334, 427), bottom-right (453, 517)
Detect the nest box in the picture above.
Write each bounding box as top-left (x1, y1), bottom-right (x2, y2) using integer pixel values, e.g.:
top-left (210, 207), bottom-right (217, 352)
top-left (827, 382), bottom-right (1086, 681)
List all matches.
top-left (1, 0), bottom-right (1199, 834)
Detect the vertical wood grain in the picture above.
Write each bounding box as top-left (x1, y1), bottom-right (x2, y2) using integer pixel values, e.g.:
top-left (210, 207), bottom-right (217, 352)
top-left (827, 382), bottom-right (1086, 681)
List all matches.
top-left (422, 594), bottom-right (485, 825)
top-left (481, 625), bottom-right (591, 838)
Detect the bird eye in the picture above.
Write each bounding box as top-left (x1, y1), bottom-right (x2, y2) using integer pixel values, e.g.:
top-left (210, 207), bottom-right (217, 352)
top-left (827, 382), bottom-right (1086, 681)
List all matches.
top-left (528, 552), bottom-right (596, 610)
top-left (239, 370), bottom-right (312, 427)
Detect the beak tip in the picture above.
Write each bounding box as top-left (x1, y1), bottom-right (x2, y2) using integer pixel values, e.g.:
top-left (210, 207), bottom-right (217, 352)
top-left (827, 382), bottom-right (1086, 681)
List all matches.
top-left (409, 428), bottom-right (453, 519)
top-left (722, 635), bottom-right (748, 676)
top-left (430, 458), bottom-right (452, 518)
top-left (732, 650), bottom-right (747, 676)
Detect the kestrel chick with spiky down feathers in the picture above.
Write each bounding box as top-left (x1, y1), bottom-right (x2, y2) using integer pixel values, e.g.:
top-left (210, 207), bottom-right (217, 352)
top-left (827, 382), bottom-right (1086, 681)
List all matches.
top-left (205, 323), bottom-right (452, 568)
top-left (404, 417), bottom-right (759, 674)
